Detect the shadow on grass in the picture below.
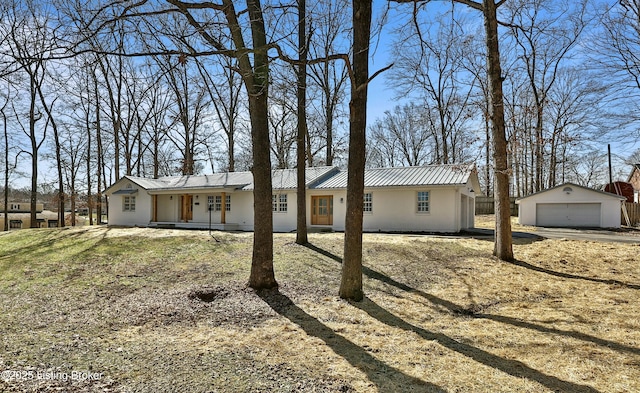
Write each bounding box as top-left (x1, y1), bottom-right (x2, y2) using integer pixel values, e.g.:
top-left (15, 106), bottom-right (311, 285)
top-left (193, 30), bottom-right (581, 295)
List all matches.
top-left (353, 297), bottom-right (600, 393)
top-left (304, 243), bottom-right (638, 385)
top-left (257, 288), bottom-right (445, 393)
top-left (509, 259), bottom-right (640, 290)
top-left (0, 227), bottom-right (107, 268)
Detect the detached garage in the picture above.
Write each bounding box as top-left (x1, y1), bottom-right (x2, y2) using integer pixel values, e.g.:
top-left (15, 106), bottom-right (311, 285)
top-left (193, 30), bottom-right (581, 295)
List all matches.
top-left (517, 183), bottom-right (625, 228)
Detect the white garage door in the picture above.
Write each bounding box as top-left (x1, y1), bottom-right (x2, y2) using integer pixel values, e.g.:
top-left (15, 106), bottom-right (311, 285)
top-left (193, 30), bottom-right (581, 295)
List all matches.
top-left (536, 203), bottom-right (601, 227)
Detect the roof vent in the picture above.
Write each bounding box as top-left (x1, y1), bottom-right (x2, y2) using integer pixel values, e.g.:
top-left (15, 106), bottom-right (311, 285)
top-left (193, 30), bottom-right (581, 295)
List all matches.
top-left (563, 186), bottom-right (572, 194)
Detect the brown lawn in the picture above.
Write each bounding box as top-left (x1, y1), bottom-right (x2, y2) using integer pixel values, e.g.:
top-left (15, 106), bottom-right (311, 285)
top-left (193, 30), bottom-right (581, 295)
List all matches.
top-left (0, 224), bottom-right (638, 392)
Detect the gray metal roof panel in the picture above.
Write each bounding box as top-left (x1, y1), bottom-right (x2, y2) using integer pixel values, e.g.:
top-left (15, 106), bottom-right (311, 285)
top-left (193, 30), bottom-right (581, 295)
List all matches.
top-left (243, 166), bottom-right (338, 190)
top-left (516, 182), bottom-right (627, 202)
top-left (312, 164), bottom-right (474, 189)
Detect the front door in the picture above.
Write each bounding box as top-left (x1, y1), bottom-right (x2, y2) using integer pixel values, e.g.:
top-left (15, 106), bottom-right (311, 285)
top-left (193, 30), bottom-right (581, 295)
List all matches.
top-left (181, 195), bottom-right (193, 222)
top-left (311, 196), bottom-right (333, 225)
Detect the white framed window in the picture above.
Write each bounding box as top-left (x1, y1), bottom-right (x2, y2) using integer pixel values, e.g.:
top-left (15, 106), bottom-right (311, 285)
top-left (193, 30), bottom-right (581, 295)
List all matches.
top-left (123, 196), bottom-right (136, 212)
top-left (208, 195), bottom-right (231, 211)
top-left (363, 193), bottom-right (372, 213)
top-left (417, 191), bottom-right (429, 213)
top-left (273, 194), bottom-right (288, 213)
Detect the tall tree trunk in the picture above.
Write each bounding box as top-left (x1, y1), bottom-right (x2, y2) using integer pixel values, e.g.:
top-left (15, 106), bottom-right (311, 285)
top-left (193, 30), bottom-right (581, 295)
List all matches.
top-left (483, 0), bottom-right (513, 261)
top-left (29, 77), bottom-right (39, 228)
top-left (296, 0), bottom-right (308, 245)
top-left (227, 0), bottom-right (277, 290)
top-left (2, 106), bottom-right (8, 232)
top-left (325, 91), bottom-right (334, 166)
top-left (87, 106), bottom-right (93, 225)
top-left (340, 0), bottom-right (371, 301)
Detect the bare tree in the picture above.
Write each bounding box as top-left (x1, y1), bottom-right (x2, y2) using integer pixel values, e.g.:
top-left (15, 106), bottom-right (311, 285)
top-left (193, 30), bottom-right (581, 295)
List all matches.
top-left (1, 83), bottom-right (10, 231)
top-left (393, 0), bottom-right (513, 260)
top-left (390, 8), bottom-right (477, 165)
top-left (307, 0), bottom-right (350, 166)
top-left (3, 1), bottom-right (55, 228)
top-left (340, 0), bottom-right (372, 301)
top-left (196, 56), bottom-right (243, 173)
top-left (296, 0), bottom-right (309, 245)
top-left (504, 0), bottom-right (589, 192)
top-left (368, 103), bottom-right (433, 167)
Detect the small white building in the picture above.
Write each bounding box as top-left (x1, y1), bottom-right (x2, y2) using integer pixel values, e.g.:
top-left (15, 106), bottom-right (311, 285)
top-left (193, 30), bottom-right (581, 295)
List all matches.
top-left (105, 164), bottom-right (481, 233)
top-left (516, 182), bottom-right (625, 228)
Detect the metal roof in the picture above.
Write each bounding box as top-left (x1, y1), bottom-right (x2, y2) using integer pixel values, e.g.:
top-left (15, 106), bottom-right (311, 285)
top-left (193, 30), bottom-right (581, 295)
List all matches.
top-left (110, 167), bottom-right (339, 193)
top-left (107, 165), bottom-right (477, 194)
top-left (311, 164), bottom-right (476, 189)
top-left (516, 182), bottom-right (627, 202)
top-left (243, 166), bottom-right (339, 190)
top-left (158, 172), bottom-right (254, 190)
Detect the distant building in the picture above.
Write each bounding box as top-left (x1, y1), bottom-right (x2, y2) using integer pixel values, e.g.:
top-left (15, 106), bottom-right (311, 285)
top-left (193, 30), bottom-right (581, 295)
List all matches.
top-left (1, 202), bottom-right (44, 213)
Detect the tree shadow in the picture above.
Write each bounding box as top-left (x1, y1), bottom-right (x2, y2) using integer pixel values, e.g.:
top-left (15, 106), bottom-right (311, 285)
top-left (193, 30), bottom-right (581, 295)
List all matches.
top-left (509, 259), bottom-right (640, 290)
top-left (303, 243), bottom-right (640, 356)
top-left (257, 288), bottom-right (446, 393)
top-left (353, 297), bottom-right (600, 393)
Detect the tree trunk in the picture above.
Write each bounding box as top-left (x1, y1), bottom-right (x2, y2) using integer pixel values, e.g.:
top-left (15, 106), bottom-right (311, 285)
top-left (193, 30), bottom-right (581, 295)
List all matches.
top-left (235, 0), bottom-right (277, 290)
top-left (29, 77), bottom-right (38, 229)
top-left (296, 0), bottom-right (308, 245)
top-left (483, 0), bottom-right (513, 261)
top-left (3, 107), bottom-right (8, 232)
top-left (340, 0), bottom-right (371, 301)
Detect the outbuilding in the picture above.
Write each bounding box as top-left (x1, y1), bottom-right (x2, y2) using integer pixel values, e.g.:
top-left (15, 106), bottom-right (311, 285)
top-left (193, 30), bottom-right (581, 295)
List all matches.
top-left (516, 183), bottom-right (625, 228)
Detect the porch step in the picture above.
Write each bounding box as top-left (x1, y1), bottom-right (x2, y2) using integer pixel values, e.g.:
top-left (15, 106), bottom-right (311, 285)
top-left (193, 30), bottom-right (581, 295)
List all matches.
top-left (149, 221), bottom-right (240, 231)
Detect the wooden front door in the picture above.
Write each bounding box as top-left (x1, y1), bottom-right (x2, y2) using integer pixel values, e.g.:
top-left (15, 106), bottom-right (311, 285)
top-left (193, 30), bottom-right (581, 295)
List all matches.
top-left (311, 196), bottom-right (333, 225)
top-left (181, 195), bottom-right (193, 222)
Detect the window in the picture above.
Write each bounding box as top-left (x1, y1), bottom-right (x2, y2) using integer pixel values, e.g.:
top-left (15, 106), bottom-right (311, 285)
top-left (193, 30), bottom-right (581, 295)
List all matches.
top-left (417, 191), bottom-right (429, 213)
top-left (363, 193), bottom-right (372, 213)
top-left (279, 194), bottom-right (287, 212)
top-left (273, 194), bottom-right (288, 212)
top-left (208, 195), bottom-right (231, 211)
top-left (123, 196), bottom-right (136, 212)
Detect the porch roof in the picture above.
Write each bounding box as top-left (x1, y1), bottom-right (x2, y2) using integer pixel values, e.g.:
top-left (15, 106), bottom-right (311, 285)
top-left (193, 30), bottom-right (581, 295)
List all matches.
top-left (112, 167), bottom-right (339, 193)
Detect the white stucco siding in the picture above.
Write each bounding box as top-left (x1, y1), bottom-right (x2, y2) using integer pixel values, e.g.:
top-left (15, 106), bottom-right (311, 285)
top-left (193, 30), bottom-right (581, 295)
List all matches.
top-left (107, 181), bottom-right (152, 226)
top-left (156, 195), bottom-right (179, 222)
top-left (224, 191), bottom-right (254, 230)
top-left (270, 191), bottom-right (296, 232)
top-left (518, 185), bottom-right (622, 228)
top-left (362, 187), bottom-right (461, 232)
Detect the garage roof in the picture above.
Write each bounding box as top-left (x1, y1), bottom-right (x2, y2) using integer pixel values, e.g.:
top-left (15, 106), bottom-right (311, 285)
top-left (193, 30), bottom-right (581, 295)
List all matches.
top-left (516, 182), bottom-right (626, 202)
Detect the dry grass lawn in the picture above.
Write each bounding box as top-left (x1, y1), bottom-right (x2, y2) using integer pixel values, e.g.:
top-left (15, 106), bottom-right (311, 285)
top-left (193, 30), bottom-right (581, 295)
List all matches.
top-left (0, 222), bottom-right (639, 392)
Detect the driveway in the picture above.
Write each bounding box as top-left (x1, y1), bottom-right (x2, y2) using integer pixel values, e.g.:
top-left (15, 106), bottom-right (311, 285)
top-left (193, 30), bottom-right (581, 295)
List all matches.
top-left (464, 227), bottom-right (640, 244)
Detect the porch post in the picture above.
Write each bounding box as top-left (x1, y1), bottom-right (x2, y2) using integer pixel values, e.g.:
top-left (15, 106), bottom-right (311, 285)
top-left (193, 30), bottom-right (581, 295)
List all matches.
top-left (152, 195), bottom-right (157, 222)
top-left (221, 192), bottom-right (226, 224)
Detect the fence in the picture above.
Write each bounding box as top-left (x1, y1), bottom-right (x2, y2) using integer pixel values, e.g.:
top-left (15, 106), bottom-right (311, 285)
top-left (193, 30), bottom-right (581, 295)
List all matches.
top-left (475, 196), bottom-right (518, 216)
top-left (623, 202), bottom-right (640, 227)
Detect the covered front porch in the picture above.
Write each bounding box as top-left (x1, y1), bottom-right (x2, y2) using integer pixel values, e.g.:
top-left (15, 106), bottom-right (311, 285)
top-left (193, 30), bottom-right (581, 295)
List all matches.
top-left (147, 189), bottom-right (251, 231)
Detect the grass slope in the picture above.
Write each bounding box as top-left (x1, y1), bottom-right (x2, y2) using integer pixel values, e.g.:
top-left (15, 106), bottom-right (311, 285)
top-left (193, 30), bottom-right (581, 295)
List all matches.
top-left (0, 226), bottom-right (639, 392)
